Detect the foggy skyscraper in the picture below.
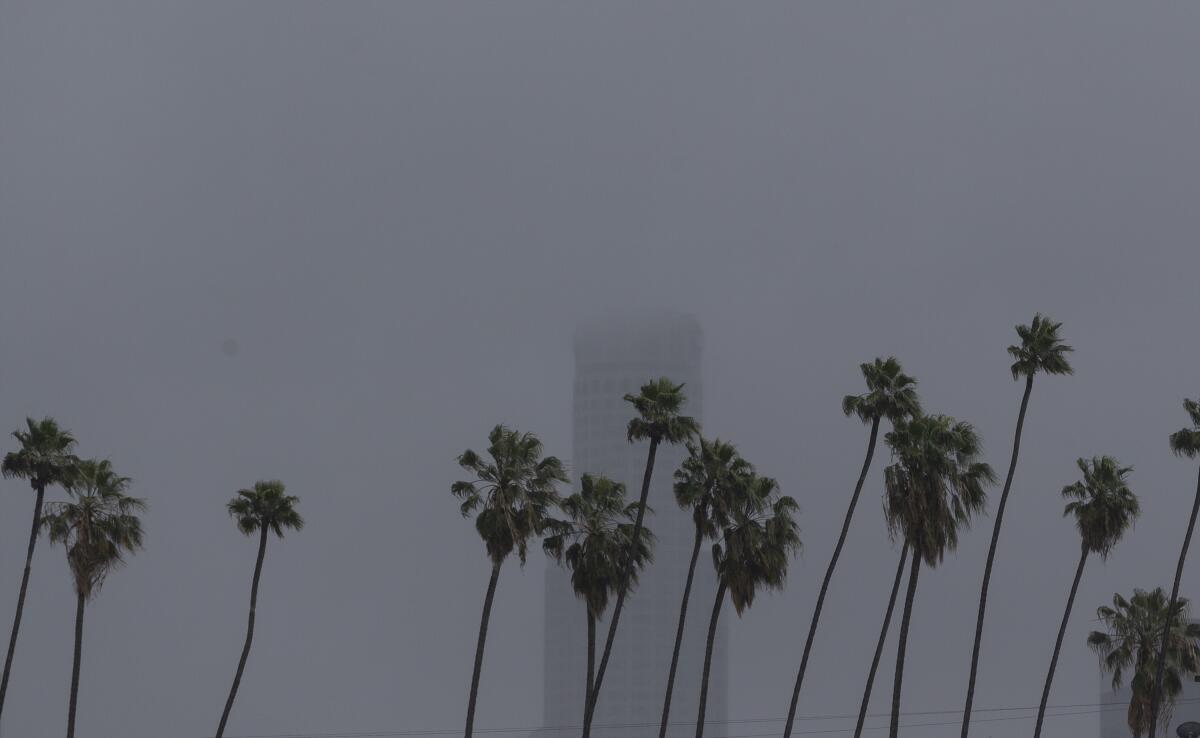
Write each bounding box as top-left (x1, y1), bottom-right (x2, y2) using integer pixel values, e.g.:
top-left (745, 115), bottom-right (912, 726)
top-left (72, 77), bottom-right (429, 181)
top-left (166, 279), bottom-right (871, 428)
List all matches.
top-left (539, 312), bottom-right (726, 738)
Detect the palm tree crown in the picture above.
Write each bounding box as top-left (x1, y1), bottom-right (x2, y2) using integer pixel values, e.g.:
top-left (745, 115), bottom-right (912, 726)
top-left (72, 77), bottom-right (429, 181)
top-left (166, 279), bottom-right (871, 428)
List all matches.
top-left (1169, 398), bottom-right (1200, 459)
top-left (1, 417), bottom-right (79, 490)
top-left (842, 357), bottom-right (922, 425)
top-left (543, 474), bottom-right (654, 618)
top-left (1089, 589), bottom-right (1200, 737)
top-left (452, 425), bottom-right (568, 565)
top-left (625, 378), bottom-right (700, 445)
top-left (674, 437), bottom-right (751, 537)
top-left (1062, 456), bottom-right (1139, 558)
top-left (883, 414), bottom-right (995, 565)
top-left (1007, 313), bottom-right (1074, 380)
top-left (713, 473), bottom-right (802, 614)
top-left (43, 460), bottom-right (146, 600)
top-left (227, 480), bottom-right (304, 539)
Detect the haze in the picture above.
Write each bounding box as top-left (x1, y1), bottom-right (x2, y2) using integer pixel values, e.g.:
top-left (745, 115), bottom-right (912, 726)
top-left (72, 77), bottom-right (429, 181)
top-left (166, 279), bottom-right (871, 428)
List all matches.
top-left (1, 2), bottom-right (1198, 737)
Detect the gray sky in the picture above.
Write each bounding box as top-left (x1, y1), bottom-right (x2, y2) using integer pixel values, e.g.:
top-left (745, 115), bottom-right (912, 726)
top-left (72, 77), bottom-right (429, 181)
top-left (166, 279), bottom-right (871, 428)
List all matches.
top-left (1, 2), bottom-right (1199, 737)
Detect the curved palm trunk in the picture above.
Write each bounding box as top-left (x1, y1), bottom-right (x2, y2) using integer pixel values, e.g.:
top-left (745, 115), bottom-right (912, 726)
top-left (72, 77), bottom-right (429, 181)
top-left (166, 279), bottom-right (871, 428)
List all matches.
top-left (1033, 545), bottom-right (1088, 738)
top-left (783, 418), bottom-right (880, 738)
top-left (65, 591), bottom-right (85, 738)
top-left (463, 560), bottom-right (503, 738)
top-left (216, 527), bottom-right (270, 738)
top-left (961, 374), bottom-right (1033, 738)
top-left (658, 521), bottom-right (705, 738)
top-left (1147, 464), bottom-right (1200, 738)
top-left (695, 581), bottom-right (727, 738)
top-left (584, 436), bottom-right (659, 738)
top-left (586, 609), bottom-right (596, 717)
top-left (853, 545), bottom-right (909, 738)
top-left (889, 552), bottom-right (922, 738)
top-left (0, 484), bottom-right (46, 721)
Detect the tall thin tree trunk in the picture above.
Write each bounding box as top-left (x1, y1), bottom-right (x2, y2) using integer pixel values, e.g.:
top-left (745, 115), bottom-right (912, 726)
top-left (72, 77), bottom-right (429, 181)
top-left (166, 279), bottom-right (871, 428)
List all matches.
top-left (462, 560), bottom-right (502, 738)
top-left (783, 418), bottom-right (880, 738)
top-left (853, 545), bottom-right (909, 738)
top-left (889, 552), bottom-right (922, 738)
top-left (586, 609), bottom-right (596, 719)
top-left (584, 437), bottom-right (659, 738)
top-left (65, 591), bottom-right (85, 738)
top-left (0, 484), bottom-right (45, 722)
top-left (961, 374), bottom-right (1033, 738)
top-left (1033, 545), bottom-right (1088, 738)
top-left (658, 521), bottom-right (705, 738)
top-left (695, 581), bottom-right (727, 738)
top-left (1148, 464), bottom-right (1200, 738)
top-left (216, 527), bottom-right (270, 738)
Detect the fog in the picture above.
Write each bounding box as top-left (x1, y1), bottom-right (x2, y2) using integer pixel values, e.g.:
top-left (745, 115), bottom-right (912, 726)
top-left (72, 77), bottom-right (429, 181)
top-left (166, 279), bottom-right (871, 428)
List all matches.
top-left (1, 2), bottom-right (1199, 737)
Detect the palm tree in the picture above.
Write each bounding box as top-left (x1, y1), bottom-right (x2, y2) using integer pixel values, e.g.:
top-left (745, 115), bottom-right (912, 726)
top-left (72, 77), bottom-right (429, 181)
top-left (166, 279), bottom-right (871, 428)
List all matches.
top-left (0, 418), bottom-right (80, 722)
top-left (851, 544), bottom-right (909, 738)
top-left (543, 474), bottom-right (654, 716)
top-left (215, 480), bottom-right (304, 738)
top-left (697, 472), bottom-right (800, 738)
top-left (658, 437), bottom-right (749, 738)
top-left (1033, 456), bottom-right (1139, 738)
top-left (1148, 398), bottom-right (1200, 736)
top-left (1090, 589), bottom-right (1200, 737)
top-left (452, 425), bottom-right (567, 738)
top-left (782, 357), bottom-right (920, 738)
top-left (584, 378), bottom-right (698, 738)
top-left (961, 314), bottom-right (1072, 738)
top-left (885, 414), bottom-right (994, 738)
top-left (41, 459), bottom-right (145, 738)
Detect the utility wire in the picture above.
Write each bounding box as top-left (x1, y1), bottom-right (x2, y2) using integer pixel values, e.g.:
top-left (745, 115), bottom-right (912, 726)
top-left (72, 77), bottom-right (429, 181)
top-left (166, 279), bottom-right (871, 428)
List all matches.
top-left (207, 697), bottom-right (1198, 738)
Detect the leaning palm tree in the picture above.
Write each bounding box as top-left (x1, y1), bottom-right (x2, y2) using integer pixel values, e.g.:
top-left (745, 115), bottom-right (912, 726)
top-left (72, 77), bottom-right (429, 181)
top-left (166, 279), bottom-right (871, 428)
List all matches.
top-left (658, 437), bottom-right (749, 738)
top-left (697, 472), bottom-right (800, 738)
top-left (1090, 589), bottom-right (1200, 738)
top-left (961, 314), bottom-right (1072, 738)
top-left (215, 480), bottom-right (304, 738)
top-left (41, 459), bottom-right (145, 738)
top-left (543, 474), bottom-right (654, 715)
top-left (1148, 398), bottom-right (1200, 736)
top-left (452, 425), bottom-right (567, 738)
top-left (885, 414), bottom-right (994, 738)
top-left (782, 357), bottom-right (920, 738)
top-left (0, 417), bottom-right (79, 721)
top-left (1033, 456), bottom-right (1139, 738)
top-left (584, 378), bottom-right (698, 738)
top-left (851, 543), bottom-right (910, 738)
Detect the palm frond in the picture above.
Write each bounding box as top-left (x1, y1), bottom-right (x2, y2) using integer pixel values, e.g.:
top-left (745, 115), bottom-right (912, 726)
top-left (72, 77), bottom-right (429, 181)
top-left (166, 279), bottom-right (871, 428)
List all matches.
top-left (1007, 313), bottom-right (1074, 380)
top-left (844, 357), bottom-right (922, 425)
top-left (1, 417), bottom-right (81, 490)
top-left (624, 378), bottom-right (699, 445)
top-left (227, 480), bottom-right (303, 540)
top-left (43, 459), bottom-right (146, 600)
top-left (543, 473), bottom-right (654, 618)
top-left (883, 413), bottom-right (994, 566)
top-left (1062, 456), bottom-right (1139, 559)
top-left (1169, 398), bottom-right (1200, 459)
top-left (451, 425), bottom-right (567, 566)
top-left (710, 470), bottom-right (801, 616)
top-left (1089, 588), bottom-right (1200, 736)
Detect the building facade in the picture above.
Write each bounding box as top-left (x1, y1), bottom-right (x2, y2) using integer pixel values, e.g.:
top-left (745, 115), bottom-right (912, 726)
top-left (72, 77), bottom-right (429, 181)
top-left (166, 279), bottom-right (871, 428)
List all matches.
top-left (539, 312), bottom-right (726, 738)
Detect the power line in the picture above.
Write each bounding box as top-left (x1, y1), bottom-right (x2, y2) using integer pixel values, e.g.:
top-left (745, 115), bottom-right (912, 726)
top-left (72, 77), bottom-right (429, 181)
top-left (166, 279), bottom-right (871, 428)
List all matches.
top-left (207, 697), bottom-right (1198, 738)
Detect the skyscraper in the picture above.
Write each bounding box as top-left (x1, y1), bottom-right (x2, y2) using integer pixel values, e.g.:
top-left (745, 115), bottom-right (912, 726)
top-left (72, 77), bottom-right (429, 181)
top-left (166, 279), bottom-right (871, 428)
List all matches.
top-left (540, 312), bottom-right (726, 738)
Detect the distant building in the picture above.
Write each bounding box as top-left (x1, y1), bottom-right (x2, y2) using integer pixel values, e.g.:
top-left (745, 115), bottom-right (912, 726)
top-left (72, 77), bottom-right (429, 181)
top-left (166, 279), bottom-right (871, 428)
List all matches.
top-left (537, 312), bottom-right (726, 738)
